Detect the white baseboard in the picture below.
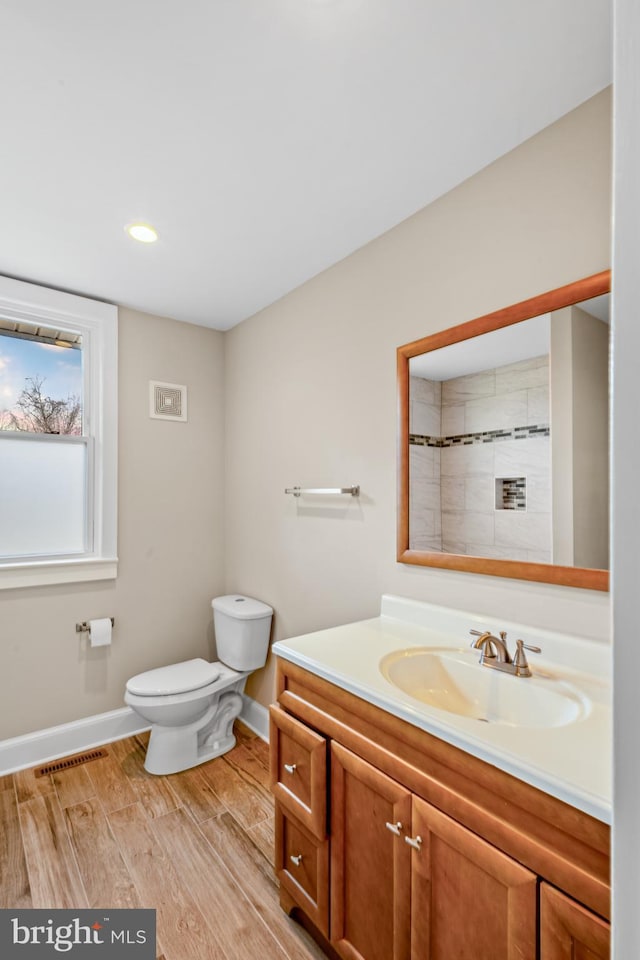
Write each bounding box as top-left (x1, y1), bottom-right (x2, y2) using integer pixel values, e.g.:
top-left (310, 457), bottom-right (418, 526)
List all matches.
top-left (0, 697), bottom-right (269, 776)
top-left (240, 694), bottom-right (269, 742)
top-left (0, 707), bottom-right (150, 777)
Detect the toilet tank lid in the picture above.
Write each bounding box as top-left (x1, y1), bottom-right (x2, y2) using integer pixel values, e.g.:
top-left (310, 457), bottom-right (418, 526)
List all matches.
top-left (127, 658), bottom-right (220, 696)
top-left (211, 595), bottom-right (273, 620)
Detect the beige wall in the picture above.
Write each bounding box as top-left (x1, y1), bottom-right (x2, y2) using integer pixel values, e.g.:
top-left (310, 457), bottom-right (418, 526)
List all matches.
top-left (224, 89), bottom-right (612, 708)
top-left (0, 308), bottom-right (225, 739)
top-left (550, 306), bottom-right (575, 566)
top-left (551, 305), bottom-right (609, 568)
top-left (572, 308), bottom-right (609, 569)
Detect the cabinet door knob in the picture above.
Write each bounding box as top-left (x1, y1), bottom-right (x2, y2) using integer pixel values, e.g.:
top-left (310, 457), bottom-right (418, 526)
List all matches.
top-left (290, 854), bottom-right (303, 866)
top-left (405, 834), bottom-right (423, 851)
top-left (385, 821), bottom-right (403, 836)
top-left (283, 763), bottom-right (297, 774)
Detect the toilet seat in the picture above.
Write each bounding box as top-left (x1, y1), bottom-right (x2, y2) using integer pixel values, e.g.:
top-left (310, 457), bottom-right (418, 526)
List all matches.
top-left (126, 658), bottom-right (221, 697)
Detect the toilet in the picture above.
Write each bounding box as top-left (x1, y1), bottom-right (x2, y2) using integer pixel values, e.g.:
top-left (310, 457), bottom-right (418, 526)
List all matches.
top-left (124, 594), bottom-right (273, 775)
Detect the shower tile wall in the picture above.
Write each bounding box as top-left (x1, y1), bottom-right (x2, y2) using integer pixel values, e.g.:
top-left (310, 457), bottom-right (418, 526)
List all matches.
top-left (409, 355), bottom-right (551, 562)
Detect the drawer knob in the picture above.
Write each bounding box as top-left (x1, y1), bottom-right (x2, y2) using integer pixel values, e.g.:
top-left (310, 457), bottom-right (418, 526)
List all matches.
top-left (290, 854), bottom-right (303, 867)
top-left (405, 834), bottom-right (423, 851)
top-left (385, 821), bottom-right (403, 836)
top-left (283, 763), bottom-right (297, 775)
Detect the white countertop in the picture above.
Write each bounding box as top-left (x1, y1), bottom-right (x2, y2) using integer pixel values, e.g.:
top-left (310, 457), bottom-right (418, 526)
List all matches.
top-left (272, 595), bottom-right (612, 823)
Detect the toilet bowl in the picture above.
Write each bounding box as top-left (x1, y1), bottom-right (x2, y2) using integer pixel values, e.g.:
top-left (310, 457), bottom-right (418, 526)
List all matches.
top-left (125, 595), bottom-right (273, 775)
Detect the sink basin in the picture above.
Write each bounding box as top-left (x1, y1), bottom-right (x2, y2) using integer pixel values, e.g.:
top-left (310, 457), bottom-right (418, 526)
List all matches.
top-left (379, 647), bottom-right (588, 727)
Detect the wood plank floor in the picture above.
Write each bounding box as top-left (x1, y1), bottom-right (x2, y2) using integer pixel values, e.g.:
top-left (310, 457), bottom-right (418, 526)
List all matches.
top-left (0, 724), bottom-right (327, 960)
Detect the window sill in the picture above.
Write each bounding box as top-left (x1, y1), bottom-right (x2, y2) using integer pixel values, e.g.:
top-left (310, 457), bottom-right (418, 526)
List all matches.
top-left (0, 557), bottom-right (118, 590)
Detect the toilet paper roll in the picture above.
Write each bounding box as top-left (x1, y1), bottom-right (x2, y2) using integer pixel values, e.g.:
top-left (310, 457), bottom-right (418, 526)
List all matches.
top-left (89, 618), bottom-right (112, 647)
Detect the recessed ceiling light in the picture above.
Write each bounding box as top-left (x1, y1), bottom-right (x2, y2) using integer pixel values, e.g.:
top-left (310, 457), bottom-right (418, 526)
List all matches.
top-left (126, 222), bottom-right (159, 243)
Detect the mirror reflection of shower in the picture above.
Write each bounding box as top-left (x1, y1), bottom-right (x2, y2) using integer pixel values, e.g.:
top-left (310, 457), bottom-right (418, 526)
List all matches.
top-left (408, 294), bottom-right (610, 570)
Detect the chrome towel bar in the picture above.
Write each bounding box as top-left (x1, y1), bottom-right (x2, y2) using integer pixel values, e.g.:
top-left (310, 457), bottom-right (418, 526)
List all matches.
top-left (284, 485), bottom-right (360, 498)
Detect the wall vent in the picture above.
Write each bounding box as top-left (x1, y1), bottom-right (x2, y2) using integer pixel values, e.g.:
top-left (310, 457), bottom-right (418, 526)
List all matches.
top-left (149, 381), bottom-right (188, 421)
top-left (35, 747), bottom-right (109, 778)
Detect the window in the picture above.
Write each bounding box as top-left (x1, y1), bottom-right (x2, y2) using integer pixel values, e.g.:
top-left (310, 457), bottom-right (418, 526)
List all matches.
top-left (0, 276), bottom-right (117, 588)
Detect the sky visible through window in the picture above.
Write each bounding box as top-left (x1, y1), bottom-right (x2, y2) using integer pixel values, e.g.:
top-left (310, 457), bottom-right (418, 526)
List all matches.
top-left (0, 333), bottom-right (83, 433)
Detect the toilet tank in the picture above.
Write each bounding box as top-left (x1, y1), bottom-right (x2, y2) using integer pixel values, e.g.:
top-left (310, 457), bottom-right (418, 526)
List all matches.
top-left (211, 595), bottom-right (273, 671)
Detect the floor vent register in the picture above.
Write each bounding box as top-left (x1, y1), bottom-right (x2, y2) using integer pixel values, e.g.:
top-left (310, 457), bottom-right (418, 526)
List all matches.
top-left (34, 747), bottom-right (109, 778)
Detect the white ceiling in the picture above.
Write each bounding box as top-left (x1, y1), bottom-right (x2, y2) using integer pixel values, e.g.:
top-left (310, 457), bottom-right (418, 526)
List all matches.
top-left (0, 1), bottom-right (612, 330)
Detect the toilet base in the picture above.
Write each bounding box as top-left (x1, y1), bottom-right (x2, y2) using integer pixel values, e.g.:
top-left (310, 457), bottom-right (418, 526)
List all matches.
top-left (143, 688), bottom-right (245, 776)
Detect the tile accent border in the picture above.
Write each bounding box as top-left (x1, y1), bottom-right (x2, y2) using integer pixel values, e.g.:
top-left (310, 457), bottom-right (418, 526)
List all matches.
top-left (410, 423), bottom-right (550, 448)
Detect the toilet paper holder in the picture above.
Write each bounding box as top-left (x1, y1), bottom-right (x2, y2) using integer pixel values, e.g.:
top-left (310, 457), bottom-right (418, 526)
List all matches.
top-left (76, 618), bottom-right (115, 632)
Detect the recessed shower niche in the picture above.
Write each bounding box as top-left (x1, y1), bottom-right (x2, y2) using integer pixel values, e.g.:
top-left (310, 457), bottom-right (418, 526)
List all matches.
top-left (495, 477), bottom-right (527, 511)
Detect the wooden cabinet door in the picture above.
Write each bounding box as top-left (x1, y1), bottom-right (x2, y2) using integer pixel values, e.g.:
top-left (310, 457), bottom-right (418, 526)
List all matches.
top-left (330, 742), bottom-right (412, 960)
top-left (410, 795), bottom-right (537, 960)
top-left (540, 883), bottom-right (610, 960)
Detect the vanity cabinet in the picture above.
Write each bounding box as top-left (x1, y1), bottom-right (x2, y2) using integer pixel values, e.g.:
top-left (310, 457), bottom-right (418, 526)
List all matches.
top-left (270, 660), bottom-right (610, 960)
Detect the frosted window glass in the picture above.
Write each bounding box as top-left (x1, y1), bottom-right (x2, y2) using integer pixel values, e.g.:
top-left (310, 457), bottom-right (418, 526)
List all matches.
top-left (0, 437), bottom-right (86, 558)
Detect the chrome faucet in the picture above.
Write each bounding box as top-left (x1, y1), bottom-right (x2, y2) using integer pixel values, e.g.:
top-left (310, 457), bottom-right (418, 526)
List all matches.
top-left (470, 629), bottom-right (541, 678)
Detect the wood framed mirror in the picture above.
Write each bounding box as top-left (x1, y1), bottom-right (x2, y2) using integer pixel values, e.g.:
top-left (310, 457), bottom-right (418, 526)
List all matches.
top-left (397, 270), bottom-right (611, 591)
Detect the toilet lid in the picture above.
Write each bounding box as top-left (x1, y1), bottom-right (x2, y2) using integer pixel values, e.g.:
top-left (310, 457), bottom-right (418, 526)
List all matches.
top-left (211, 594), bottom-right (273, 620)
top-left (126, 658), bottom-right (221, 696)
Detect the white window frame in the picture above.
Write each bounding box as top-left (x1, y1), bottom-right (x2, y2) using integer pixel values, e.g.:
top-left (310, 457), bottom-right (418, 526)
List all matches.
top-left (0, 276), bottom-right (117, 589)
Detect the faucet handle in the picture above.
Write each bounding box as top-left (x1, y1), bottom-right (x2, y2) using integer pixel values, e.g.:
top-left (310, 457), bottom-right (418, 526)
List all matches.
top-left (513, 639), bottom-right (542, 677)
top-left (521, 641), bottom-right (542, 654)
top-left (470, 629), bottom-right (496, 642)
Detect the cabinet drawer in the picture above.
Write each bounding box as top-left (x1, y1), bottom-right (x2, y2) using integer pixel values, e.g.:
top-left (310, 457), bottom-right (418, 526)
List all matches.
top-left (269, 704), bottom-right (327, 839)
top-left (275, 803), bottom-right (329, 936)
